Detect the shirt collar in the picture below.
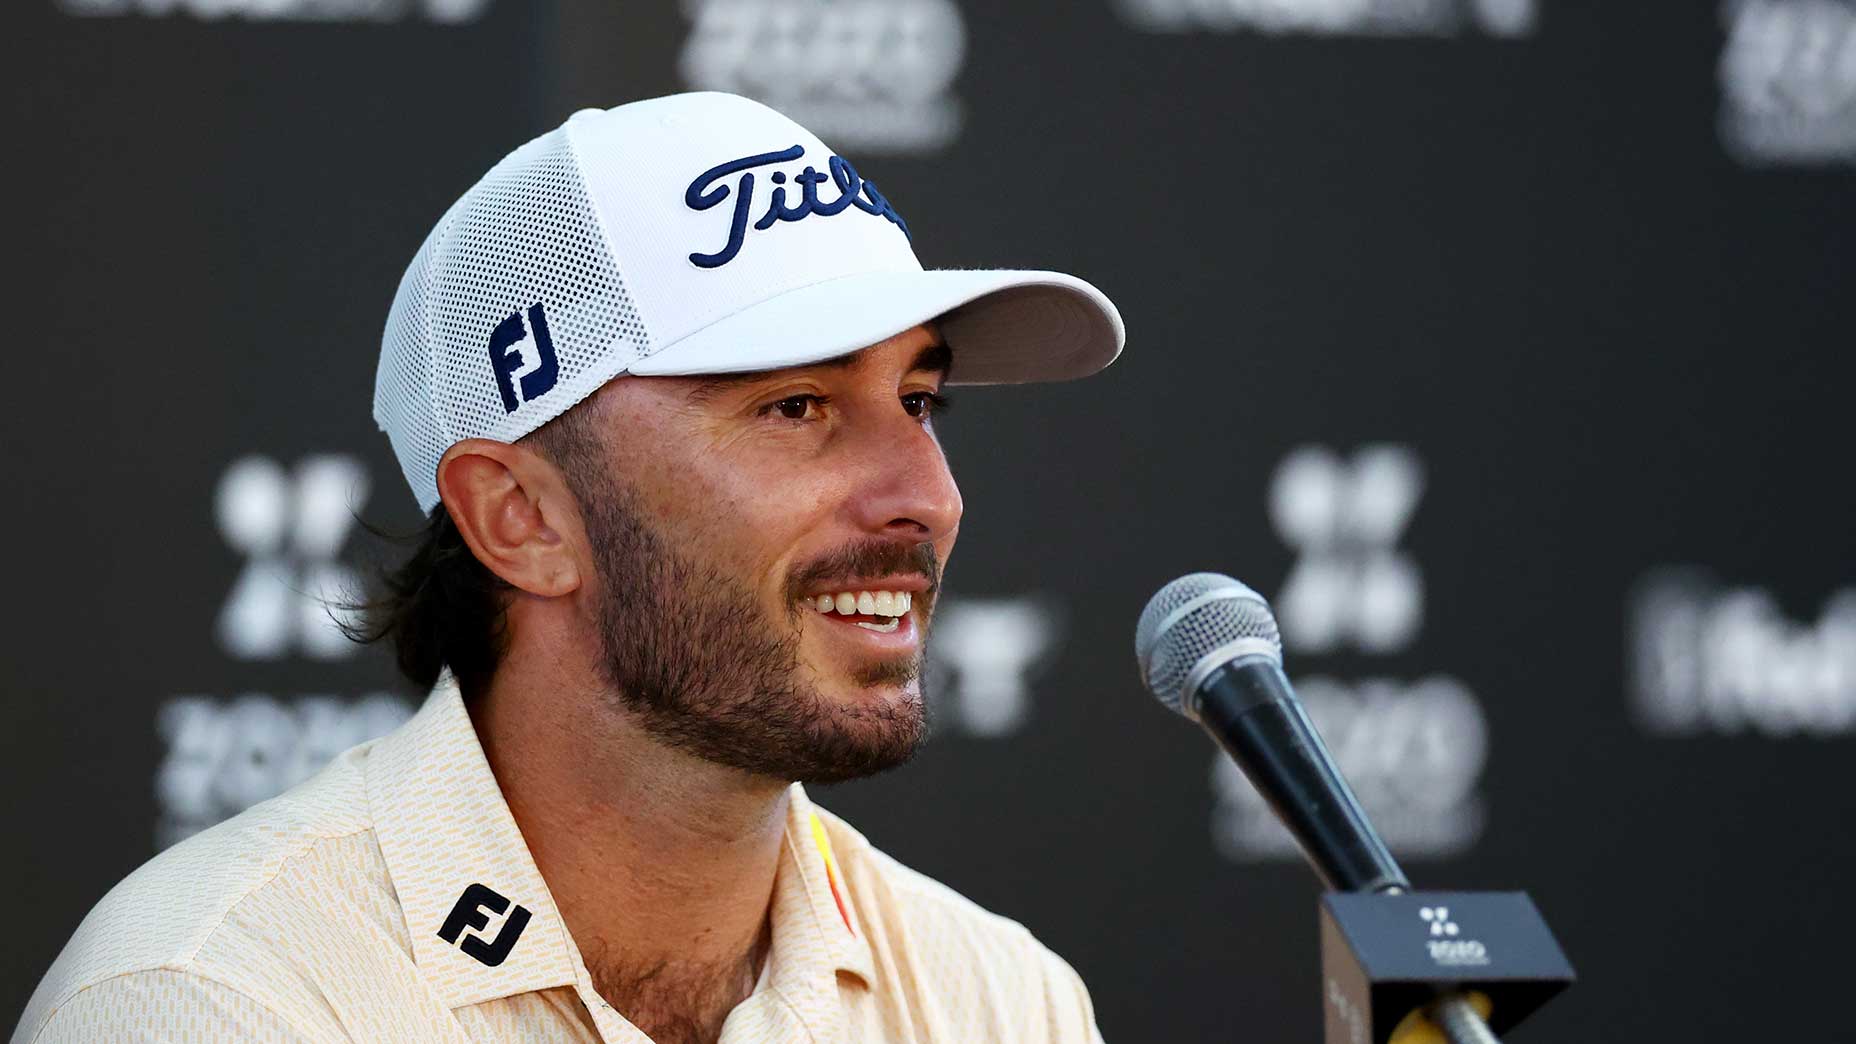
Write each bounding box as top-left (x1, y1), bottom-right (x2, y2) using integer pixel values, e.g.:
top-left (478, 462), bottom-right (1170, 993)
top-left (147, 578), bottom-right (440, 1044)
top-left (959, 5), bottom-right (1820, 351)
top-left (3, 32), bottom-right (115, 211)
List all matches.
top-left (770, 783), bottom-right (877, 990)
top-left (366, 678), bottom-right (579, 1008)
top-left (366, 678), bottom-right (877, 1014)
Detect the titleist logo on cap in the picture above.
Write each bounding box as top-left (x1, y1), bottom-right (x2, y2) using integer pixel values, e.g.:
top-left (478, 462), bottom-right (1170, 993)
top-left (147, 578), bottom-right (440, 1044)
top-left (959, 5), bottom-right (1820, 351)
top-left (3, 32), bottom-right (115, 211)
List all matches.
top-left (683, 144), bottom-right (910, 269)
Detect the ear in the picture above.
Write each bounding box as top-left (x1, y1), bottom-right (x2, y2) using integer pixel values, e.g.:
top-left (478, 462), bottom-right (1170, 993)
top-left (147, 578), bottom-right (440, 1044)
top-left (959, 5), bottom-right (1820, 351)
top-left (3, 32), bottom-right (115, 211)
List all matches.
top-left (435, 438), bottom-right (583, 598)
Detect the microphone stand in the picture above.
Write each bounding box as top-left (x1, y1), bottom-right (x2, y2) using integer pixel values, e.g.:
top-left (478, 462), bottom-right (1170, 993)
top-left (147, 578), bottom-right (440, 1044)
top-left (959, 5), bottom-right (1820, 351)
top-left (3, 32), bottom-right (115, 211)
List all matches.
top-left (1431, 994), bottom-right (1501, 1044)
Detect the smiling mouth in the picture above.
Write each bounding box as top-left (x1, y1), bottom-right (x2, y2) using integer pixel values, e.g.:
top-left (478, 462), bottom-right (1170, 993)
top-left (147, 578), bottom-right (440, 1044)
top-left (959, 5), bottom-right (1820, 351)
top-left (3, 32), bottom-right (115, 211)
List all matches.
top-left (806, 589), bottom-right (914, 633)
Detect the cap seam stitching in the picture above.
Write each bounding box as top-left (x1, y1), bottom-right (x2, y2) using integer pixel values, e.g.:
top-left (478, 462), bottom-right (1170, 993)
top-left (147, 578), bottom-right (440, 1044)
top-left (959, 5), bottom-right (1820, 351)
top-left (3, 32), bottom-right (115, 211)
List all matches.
top-left (560, 119), bottom-right (665, 359)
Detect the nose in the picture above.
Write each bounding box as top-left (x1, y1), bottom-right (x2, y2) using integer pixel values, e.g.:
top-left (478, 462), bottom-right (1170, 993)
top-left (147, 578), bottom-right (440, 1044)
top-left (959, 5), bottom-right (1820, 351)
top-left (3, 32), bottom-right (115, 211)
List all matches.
top-left (843, 410), bottom-right (963, 546)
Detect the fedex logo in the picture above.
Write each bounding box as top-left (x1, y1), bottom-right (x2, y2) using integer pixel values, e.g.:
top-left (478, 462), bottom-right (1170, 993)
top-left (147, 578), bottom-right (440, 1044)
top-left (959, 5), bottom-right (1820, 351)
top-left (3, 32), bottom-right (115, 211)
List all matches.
top-left (488, 303), bottom-right (560, 412)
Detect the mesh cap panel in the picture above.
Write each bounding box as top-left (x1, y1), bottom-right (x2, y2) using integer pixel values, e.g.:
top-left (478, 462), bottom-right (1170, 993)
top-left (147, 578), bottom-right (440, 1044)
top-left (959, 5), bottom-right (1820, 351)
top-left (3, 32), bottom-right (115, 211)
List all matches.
top-left (1135, 573), bottom-right (1282, 716)
top-left (374, 128), bottom-right (651, 512)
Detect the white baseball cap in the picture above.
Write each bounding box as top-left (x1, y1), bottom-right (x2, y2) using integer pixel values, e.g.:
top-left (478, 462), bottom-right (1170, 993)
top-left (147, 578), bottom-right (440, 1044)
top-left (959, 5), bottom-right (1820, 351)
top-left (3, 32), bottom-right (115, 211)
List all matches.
top-left (375, 91), bottom-right (1125, 512)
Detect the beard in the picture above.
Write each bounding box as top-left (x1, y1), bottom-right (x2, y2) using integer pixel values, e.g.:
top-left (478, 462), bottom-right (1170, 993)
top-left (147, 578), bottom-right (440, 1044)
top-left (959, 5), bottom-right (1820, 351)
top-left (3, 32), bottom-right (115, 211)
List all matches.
top-left (578, 473), bottom-right (937, 784)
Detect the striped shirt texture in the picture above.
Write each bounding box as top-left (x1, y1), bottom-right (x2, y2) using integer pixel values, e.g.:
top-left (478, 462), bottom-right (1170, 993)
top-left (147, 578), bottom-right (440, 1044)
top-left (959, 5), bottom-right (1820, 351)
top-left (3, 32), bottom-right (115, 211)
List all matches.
top-left (14, 680), bottom-right (1103, 1042)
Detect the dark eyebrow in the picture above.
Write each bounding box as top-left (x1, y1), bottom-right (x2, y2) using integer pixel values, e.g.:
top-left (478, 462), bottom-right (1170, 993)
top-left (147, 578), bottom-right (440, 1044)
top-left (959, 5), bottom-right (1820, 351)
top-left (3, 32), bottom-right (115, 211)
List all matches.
top-left (681, 338), bottom-right (952, 407)
top-left (908, 341), bottom-right (953, 380)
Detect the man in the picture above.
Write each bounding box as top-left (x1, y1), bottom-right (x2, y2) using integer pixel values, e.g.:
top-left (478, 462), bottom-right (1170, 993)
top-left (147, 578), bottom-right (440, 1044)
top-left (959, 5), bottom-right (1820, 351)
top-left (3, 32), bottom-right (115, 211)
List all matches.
top-left (15, 92), bottom-right (1123, 1043)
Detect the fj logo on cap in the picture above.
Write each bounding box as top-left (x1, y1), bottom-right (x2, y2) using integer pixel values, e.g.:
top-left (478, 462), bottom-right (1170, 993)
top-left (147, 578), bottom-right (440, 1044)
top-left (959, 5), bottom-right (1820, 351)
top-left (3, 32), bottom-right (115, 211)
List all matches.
top-left (487, 303), bottom-right (560, 412)
top-left (438, 883), bottom-right (532, 967)
top-left (684, 144), bottom-right (910, 269)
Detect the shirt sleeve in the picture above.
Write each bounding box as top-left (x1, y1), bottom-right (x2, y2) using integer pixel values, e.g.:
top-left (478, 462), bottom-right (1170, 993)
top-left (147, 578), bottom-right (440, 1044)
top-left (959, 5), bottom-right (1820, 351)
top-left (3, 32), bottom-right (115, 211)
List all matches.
top-left (24, 969), bottom-right (320, 1044)
top-left (1037, 945), bottom-right (1107, 1044)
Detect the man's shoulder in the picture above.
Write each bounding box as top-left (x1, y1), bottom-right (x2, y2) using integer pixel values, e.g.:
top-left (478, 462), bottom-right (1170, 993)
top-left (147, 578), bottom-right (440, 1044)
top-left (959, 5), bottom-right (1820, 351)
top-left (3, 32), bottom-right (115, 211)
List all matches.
top-left (17, 744), bottom-right (397, 1040)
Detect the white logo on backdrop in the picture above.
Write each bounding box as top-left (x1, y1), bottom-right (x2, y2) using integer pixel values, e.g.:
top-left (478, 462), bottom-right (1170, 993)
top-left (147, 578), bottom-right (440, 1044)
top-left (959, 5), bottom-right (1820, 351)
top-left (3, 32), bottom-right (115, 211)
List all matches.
top-left (1212, 675), bottom-right (1487, 859)
top-left (160, 456), bottom-right (400, 849)
top-left (216, 454), bottom-right (368, 661)
top-left (1719, 0), bottom-right (1856, 164)
top-left (680, 0), bottom-right (967, 153)
top-left (1271, 444), bottom-right (1425, 655)
top-left (1631, 569), bottom-right (1856, 736)
top-left (1113, 0), bottom-right (1536, 37)
top-left (928, 597), bottom-right (1060, 737)
top-left (157, 694), bottom-right (413, 847)
top-left (1214, 443), bottom-right (1489, 861)
top-left (58, 0), bottom-right (490, 22)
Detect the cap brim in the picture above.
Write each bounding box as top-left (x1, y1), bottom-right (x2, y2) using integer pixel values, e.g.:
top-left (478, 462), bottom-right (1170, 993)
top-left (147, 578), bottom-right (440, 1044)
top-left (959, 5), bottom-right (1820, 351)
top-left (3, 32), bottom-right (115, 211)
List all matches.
top-left (626, 268), bottom-right (1124, 385)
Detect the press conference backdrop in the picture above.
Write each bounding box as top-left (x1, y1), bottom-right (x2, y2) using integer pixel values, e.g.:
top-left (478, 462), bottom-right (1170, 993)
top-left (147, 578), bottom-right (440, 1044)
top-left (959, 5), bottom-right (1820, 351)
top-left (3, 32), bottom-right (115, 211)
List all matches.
top-left (8, 0), bottom-right (1854, 1039)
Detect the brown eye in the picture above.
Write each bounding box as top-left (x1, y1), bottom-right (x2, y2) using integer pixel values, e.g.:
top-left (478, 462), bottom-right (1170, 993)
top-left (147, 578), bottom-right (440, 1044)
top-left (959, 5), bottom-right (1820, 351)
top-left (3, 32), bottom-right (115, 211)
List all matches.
top-left (771, 395), bottom-right (819, 420)
top-left (902, 391), bottom-right (950, 418)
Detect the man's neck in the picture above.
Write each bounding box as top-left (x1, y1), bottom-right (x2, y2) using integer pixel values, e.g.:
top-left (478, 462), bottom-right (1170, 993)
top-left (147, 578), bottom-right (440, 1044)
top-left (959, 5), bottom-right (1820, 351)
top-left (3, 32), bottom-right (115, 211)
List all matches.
top-left (467, 653), bottom-right (790, 1044)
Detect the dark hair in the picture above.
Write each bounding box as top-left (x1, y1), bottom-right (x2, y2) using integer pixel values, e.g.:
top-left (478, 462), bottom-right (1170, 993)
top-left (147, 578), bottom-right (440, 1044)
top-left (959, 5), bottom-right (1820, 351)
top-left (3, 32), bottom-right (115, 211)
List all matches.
top-left (342, 506), bottom-right (509, 696)
top-left (343, 405), bottom-right (605, 696)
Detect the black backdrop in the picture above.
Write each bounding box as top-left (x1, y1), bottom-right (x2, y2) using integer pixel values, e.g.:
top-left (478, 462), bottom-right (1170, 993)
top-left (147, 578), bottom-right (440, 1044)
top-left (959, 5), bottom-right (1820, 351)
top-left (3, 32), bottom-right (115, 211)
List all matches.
top-left (9, 0), bottom-right (1856, 1040)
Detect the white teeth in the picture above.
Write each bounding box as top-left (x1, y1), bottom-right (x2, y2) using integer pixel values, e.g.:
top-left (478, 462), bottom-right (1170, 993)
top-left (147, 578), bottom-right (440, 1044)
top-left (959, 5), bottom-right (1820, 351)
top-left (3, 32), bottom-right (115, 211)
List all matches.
top-left (854, 617), bottom-right (900, 633)
top-left (808, 589), bottom-right (916, 618)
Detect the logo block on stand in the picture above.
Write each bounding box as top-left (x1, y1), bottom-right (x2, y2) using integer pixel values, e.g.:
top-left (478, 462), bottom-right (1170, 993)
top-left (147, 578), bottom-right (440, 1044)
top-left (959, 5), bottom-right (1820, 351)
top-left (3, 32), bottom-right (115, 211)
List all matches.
top-left (1320, 891), bottom-right (1574, 1043)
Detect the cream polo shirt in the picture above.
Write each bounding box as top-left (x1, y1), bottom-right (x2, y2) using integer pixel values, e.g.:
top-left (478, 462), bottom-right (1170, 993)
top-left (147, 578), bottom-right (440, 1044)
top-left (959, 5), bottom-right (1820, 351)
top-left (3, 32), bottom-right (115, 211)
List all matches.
top-left (14, 680), bottom-right (1103, 1043)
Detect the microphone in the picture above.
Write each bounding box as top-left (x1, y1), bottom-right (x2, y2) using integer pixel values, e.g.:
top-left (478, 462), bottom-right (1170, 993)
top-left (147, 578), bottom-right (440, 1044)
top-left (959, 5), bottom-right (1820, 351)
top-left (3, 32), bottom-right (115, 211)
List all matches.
top-left (1134, 572), bottom-right (1408, 894)
top-left (1135, 573), bottom-right (1572, 1044)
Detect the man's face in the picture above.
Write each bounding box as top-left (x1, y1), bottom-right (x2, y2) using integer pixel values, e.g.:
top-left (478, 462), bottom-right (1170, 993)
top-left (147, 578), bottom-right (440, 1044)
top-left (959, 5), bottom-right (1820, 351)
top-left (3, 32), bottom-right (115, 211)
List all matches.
top-left (559, 324), bottom-right (960, 783)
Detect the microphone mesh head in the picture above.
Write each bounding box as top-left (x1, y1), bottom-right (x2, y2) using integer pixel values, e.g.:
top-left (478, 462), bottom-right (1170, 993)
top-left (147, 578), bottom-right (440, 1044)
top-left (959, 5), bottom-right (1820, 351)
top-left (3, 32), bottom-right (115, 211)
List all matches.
top-left (1135, 573), bottom-right (1282, 716)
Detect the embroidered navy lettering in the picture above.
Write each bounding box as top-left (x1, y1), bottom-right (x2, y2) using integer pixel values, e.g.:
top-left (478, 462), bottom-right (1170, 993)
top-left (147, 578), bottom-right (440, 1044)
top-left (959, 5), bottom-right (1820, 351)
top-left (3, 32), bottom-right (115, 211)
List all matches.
top-left (486, 302), bottom-right (560, 412)
top-left (685, 145), bottom-right (909, 268)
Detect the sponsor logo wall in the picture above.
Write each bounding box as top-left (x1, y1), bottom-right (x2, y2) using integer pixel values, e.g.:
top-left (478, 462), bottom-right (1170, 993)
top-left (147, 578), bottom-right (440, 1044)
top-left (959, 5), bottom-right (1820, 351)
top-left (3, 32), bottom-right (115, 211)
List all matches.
top-left (1719, 0), bottom-right (1856, 164)
top-left (1113, 0), bottom-right (1537, 37)
top-left (1631, 569), bottom-right (1856, 736)
top-left (214, 455), bottom-right (368, 663)
top-left (57, 0), bottom-right (491, 22)
top-left (927, 597), bottom-right (1061, 737)
top-left (679, 0), bottom-right (966, 152)
top-left (1213, 446), bottom-right (1489, 863)
top-left (158, 457), bottom-right (413, 847)
top-left (8, 2), bottom-right (1854, 1041)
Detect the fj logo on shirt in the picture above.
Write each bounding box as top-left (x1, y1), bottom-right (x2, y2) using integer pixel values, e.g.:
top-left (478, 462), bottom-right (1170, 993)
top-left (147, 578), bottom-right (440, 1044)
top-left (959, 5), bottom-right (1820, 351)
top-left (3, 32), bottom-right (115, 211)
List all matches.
top-left (438, 883), bottom-right (532, 967)
top-left (487, 302), bottom-right (560, 413)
